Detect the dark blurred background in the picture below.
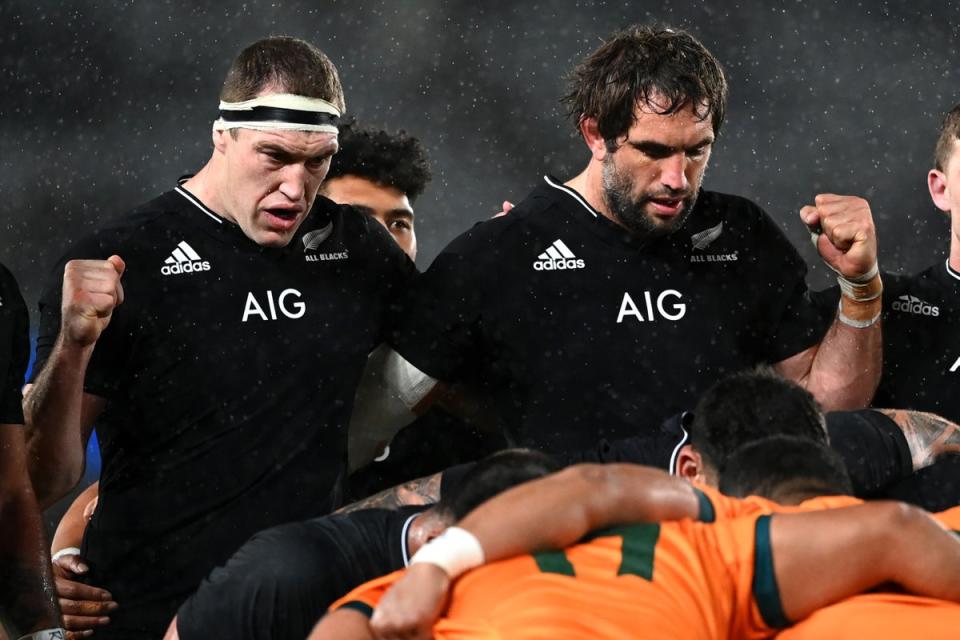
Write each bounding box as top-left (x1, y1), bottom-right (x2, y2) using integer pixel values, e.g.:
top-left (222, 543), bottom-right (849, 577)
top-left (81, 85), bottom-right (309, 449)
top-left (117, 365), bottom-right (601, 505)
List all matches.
top-left (1, 0), bottom-right (958, 523)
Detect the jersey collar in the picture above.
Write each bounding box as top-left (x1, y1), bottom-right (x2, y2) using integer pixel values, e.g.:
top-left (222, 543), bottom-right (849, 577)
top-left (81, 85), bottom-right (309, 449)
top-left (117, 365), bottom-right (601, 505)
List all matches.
top-left (171, 181), bottom-right (335, 256)
top-left (400, 512), bottom-right (420, 567)
top-left (540, 175), bottom-right (691, 252)
top-left (945, 259), bottom-right (960, 285)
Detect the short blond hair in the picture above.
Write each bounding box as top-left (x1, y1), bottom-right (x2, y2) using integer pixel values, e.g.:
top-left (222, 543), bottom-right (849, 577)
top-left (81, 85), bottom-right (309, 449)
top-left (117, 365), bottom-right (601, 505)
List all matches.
top-left (934, 104), bottom-right (960, 171)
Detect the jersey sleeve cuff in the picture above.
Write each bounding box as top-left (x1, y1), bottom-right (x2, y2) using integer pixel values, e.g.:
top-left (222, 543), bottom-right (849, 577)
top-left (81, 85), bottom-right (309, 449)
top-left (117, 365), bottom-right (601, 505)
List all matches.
top-left (337, 600), bottom-right (374, 618)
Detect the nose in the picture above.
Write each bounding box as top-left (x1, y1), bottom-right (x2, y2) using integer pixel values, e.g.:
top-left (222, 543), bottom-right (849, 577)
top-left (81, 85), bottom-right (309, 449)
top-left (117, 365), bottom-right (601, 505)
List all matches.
top-left (277, 163), bottom-right (307, 202)
top-left (659, 153), bottom-right (688, 193)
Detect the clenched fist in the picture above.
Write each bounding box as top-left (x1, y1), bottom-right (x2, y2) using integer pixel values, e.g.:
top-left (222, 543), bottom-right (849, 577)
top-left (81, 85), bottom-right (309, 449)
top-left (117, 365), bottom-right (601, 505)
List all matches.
top-left (61, 255), bottom-right (125, 347)
top-left (800, 194), bottom-right (877, 280)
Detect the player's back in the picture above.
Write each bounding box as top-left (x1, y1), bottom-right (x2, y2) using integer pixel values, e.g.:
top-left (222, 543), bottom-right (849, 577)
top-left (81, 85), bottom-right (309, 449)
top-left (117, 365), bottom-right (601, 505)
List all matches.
top-left (436, 520), bottom-right (748, 640)
top-left (776, 593), bottom-right (960, 640)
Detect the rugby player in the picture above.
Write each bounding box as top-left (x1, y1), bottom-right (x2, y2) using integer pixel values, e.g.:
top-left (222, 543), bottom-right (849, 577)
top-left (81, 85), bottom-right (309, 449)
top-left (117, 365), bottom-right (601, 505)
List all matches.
top-left (23, 37), bottom-right (415, 638)
top-left (316, 457), bottom-right (960, 639)
top-left (367, 25), bottom-right (883, 469)
top-left (720, 437), bottom-right (960, 640)
top-left (816, 103), bottom-right (960, 423)
top-left (0, 263), bottom-right (63, 639)
top-left (166, 449), bottom-right (557, 640)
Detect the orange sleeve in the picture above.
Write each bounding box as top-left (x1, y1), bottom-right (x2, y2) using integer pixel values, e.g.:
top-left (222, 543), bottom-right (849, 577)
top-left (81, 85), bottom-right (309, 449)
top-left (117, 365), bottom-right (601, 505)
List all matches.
top-left (692, 483), bottom-right (774, 521)
top-left (935, 506), bottom-right (960, 532)
top-left (329, 569), bottom-right (406, 619)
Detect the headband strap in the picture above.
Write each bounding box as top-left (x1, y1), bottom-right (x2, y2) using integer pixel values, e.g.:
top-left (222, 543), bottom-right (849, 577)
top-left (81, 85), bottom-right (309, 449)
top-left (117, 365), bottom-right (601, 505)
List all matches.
top-left (213, 93), bottom-right (342, 133)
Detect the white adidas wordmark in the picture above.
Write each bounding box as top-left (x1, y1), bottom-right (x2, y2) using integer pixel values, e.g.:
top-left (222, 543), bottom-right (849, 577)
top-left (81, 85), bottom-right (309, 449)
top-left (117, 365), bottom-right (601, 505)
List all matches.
top-left (161, 241), bottom-right (211, 276)
top-left (891, 294), bottom-right (939, 317)
top-left (533, 239), bottom-right (585, 271)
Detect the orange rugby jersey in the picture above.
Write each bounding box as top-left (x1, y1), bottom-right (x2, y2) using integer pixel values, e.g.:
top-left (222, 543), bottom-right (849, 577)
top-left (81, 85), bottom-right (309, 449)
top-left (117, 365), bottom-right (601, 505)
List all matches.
top-left (333, 511), bottom-right (785, 640)
top-left (775, 593), bottom-right (960, 640)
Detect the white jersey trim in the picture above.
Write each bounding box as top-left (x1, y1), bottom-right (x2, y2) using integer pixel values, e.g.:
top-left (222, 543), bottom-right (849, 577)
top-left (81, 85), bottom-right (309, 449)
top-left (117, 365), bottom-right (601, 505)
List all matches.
top-left (945, 259), bottom-right (960, 282)
top-left (668, 414), bottom-right (691, 476)
top-left (543, 175), bottom-right (599, 218)
top-left (175, 186), bottom-right (224, 225)
top-left (401, 512), bottom-right (420, 566)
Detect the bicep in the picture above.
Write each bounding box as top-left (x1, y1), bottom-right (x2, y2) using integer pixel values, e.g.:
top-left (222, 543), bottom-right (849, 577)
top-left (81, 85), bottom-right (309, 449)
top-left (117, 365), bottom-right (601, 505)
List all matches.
top-left (80, 392), bottom-right (107, 445)
top-left (773, 344), bottom-right (817, 386)
top-left (768, 506), bottom-right (892, 624)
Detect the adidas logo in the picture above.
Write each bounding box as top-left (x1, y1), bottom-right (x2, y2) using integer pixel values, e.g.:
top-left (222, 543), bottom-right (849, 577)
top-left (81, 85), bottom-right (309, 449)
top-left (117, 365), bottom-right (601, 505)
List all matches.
top-left (891, 294), bottom-right (939, 317)
top-left (161, 241), bottom-right (211, 276)
top-left (533, 239), bottom-right (585, 271)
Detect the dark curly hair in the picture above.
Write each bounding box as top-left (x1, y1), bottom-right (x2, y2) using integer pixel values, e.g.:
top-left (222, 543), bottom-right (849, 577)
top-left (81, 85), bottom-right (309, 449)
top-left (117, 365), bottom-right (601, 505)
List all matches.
top-left (325, 121), bottom-right (432, 202)
top-left (563, 25), bottom-right (728, 144)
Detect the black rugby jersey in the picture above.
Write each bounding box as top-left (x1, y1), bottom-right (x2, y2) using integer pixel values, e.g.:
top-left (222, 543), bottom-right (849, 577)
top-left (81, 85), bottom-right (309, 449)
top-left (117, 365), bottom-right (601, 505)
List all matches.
top-left (177, 505), bottom-right (427, 640)
top-left (815, 260), bottom-right (960, 422)
top-left (33, 187), bottom-right (415, 637)
top-left (391, 176), bottom-right (828, 459)
top-left (0, 263), bottom-right (28, 425)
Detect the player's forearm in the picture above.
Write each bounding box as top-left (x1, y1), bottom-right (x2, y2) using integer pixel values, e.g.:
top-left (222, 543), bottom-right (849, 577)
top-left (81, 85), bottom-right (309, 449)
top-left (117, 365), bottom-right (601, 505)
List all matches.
top-left (799, 314), bottom-right (882, 411)
top-left (310, 609), bottom-right (375, 640)
top-left (882, 503), bottom-right (960, 603)
top-left (51, 481), bottom-right (99, 554)
top-left (459, 464), bottom-right (699, 563)
top-left (0, 465), bottom-right (62, 632)
top-left (23, 337), bottom-right (93, 506)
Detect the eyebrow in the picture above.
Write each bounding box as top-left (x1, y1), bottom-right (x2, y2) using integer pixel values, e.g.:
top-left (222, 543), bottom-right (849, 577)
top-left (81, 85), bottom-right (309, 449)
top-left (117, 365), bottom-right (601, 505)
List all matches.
top-left (255, 142), bottom-right (336, 162)
top-left (352, 205), bottom-right (415, 220)
top-left (628, 136), bottom-right (714, 156)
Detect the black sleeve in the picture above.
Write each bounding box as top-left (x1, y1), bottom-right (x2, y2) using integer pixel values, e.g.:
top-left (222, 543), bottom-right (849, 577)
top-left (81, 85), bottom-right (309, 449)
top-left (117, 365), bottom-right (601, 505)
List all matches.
top-left (825, 409), bottom-right (913, 497)
top-left (748, 210), bottom-right (833, 364)
top-left (388, 225), bottom-right (495, 382)
top-left (31, 236), bottom-right (135, 399)
top-left (0, 264), bottom-right (29, 424)
top-left (360, 214), bottom-right (420, 344)
top-left (559, 412), bottom-right (691, 471)
top-left (177, 520), bottom-right (350, 640)
top-left (884, 456), bottom-right (960, 512)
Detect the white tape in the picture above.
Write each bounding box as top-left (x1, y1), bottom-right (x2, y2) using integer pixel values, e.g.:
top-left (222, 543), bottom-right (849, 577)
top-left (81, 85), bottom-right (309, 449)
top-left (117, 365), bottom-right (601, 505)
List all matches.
top-left (50, 547), bottom-right (81, 563)
top-left (410, 526), bottom-right (485, 579)
top-left (18, 629), bottom-right (67, 640)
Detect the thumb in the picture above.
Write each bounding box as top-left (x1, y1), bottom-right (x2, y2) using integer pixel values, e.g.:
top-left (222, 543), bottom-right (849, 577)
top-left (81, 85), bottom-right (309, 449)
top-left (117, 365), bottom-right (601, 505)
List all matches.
top-left (107, 255), bottom-right (126, 277)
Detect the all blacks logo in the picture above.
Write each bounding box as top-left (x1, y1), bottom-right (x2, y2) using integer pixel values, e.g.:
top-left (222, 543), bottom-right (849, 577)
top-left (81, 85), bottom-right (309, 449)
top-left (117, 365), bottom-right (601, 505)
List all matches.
top-left (891, 294), bottom-right (939, 317)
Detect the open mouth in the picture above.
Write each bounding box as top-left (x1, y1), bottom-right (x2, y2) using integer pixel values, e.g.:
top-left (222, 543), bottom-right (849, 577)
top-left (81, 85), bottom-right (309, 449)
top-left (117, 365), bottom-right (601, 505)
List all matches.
top-left (648, 197), bottom-right (684, 216)
top-left (263, 207), bottom-right (302, 230)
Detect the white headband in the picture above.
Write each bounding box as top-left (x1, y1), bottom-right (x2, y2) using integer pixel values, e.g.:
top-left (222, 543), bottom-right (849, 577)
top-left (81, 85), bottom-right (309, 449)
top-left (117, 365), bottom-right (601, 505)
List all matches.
top-left (213, 93), bottom-right (342, 133)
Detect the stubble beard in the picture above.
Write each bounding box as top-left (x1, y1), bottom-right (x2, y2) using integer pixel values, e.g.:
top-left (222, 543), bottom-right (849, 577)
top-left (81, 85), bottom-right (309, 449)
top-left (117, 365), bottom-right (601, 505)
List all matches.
top-left (601, 156), bottom-right (698, 242)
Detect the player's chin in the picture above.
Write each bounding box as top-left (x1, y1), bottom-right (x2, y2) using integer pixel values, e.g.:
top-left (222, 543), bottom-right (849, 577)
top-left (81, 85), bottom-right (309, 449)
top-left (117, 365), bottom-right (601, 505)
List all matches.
top-left (255, 226), bottom-right (299, 248)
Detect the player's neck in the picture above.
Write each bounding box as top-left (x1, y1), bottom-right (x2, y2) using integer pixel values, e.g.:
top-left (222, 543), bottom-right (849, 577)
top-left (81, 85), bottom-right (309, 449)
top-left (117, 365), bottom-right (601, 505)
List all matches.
top-left (181, 159), bottom-right (236, 225)
top-left (566, 165), bottom-right (614, 223)
top-left (950, 222), bottom-right (960, 273)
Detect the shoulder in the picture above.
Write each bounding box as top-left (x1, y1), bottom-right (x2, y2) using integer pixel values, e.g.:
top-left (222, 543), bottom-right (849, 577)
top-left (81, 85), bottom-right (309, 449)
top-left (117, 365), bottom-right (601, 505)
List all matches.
top-left (316, 196), bottom-right (413, 264)
top-left (58, 192), bottom-right (187, 260)
top-left (0, 263), bottom-right (22, 300)
top-left (694, 190), bottom-right (782, 233)
top-left (431, 188), bottom-right (557, 260)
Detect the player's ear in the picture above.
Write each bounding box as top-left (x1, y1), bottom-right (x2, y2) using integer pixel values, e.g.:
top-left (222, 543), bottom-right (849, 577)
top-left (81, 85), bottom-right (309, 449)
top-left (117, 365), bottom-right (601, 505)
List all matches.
top-left (212, 128), bottom-right (228, 154)
top-left (675, 445), bottom-right (703, 482)
top-left (579, 116), bottom-right (609, 162)
top-left (929, 169), bottom-right (951, 214)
